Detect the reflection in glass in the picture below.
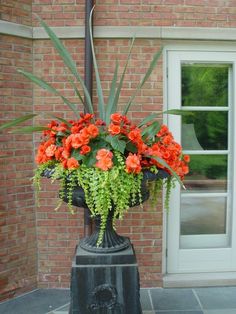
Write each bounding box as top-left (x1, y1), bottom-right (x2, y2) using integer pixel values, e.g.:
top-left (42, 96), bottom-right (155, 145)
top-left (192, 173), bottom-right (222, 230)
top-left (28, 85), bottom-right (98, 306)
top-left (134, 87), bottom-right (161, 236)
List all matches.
top-left (182, 111), bottom-right (228, 150)
top-left (183, 155), bottom-right (227, 192)
top-left (182, 65), bottom-right (229, 107)
top-left (180, 197), bottom-right (226, 235)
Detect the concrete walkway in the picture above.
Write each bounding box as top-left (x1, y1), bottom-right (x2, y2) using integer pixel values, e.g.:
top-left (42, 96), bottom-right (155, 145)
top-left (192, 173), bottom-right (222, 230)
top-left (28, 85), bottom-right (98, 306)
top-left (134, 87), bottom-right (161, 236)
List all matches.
top-left (1, 287), bottom-right (236, 314)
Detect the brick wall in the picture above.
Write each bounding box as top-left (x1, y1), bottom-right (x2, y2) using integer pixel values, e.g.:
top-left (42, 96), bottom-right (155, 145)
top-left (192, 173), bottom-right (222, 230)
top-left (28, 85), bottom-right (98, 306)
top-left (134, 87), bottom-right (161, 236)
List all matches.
top-left (32, 0), bottom-right (236, 28)
top-left (0, 35), bottom-right (37, 301)
top-left (0, 0), bottom-right (32, 26)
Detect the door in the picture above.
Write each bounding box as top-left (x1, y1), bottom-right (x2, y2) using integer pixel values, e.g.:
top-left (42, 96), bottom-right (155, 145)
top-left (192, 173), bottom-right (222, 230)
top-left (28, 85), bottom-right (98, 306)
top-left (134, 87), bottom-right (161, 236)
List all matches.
top-left (166, 49), bottom-right (236, 273)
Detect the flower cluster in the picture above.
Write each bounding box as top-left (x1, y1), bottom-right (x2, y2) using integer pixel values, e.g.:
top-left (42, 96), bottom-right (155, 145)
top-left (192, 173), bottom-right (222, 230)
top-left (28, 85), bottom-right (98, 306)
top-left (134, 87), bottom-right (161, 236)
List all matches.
top-left (35, 112), bottom-right (189, 180)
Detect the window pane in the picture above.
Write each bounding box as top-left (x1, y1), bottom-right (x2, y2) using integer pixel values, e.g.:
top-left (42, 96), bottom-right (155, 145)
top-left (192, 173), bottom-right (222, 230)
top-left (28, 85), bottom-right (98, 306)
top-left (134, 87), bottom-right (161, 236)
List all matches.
top-left (182, 111), bottom-right (228, 150)
top-left (180, 197), bottom-right (227, 235)
top-left (183, 155), bottom-right (227, 192)
top-left (182, 65), bottom-right (229, 107)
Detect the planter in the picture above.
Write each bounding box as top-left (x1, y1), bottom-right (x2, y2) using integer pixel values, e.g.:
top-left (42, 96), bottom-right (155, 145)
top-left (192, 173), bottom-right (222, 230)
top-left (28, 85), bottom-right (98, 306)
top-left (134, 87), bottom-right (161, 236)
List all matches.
top-left (61, 169), bottom-right (169, 253)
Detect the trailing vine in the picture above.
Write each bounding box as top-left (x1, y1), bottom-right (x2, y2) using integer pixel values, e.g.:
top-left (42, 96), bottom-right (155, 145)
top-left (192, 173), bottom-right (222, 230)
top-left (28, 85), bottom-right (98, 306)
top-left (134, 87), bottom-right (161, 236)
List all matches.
top-left (33, 156), bottom-right (176, 245)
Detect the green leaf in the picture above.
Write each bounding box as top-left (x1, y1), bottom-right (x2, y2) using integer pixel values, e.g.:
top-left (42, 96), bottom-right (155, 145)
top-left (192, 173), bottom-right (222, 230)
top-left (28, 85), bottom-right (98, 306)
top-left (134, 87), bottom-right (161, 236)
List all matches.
top-left (89, 7), bottom-right (105, 120)
top-left (148, 155), bottom-right (184, 188)
top-left (112, 36), bottom-right (135, 117)
top-left (141, 121), bottom-right (160, 139)
top-left (71, 149), bottom-right (83, 160)
top-left (18, 69), bottom-right (80, 118)
top-left (9, 126), bottom-right (50, 134)
top-left (0, 114), bottom-right (37, 131)
top-left (47, 114), bottom-right (72, 127)
top-left (138, 113), bottom-right (161, 127)
top-left (83, 152), bottom-right (97, 167)
top-left (67, 76), bottom-right (94, 115)
top-left (162, 109), bottom-right (191, 116)
top-left (123, 47), bottom-right (163, 115)
top-left (125, 141), bottom-right (138, 153)
top-left (67, 76), bottom-right (85, 106)
top-left (106, 135), bottom-right (126, 154)
top-left (105, 60), bottom-right (119, 124)
top-left (37, 15), bottom-right (93, 116)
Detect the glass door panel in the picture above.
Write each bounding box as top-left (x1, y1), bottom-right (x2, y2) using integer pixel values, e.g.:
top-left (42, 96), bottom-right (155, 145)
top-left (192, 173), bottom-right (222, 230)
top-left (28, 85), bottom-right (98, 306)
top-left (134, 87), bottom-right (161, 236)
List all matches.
top-left (181, 65), bottom-right (229, 107)
top-left (180, 63), bottom-right (230, 250)
top-left (183, 154), bottom-right (228, 193)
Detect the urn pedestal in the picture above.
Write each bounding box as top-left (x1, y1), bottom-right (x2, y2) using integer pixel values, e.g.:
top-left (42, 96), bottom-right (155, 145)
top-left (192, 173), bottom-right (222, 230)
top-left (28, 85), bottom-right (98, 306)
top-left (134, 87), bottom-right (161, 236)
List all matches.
top-left (69, 243), bottom-right (142, 314)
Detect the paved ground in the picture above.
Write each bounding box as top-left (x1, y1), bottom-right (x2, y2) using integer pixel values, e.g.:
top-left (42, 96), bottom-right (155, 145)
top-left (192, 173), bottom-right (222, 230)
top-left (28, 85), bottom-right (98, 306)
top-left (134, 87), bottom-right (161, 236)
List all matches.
top-left (1, 287), bottom-right (236, 314)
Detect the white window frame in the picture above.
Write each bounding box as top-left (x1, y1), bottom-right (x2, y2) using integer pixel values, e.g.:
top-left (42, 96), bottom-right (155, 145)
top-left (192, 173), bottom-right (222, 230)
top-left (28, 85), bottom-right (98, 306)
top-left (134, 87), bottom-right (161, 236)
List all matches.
top-left (163, 43), bottom-right (236, 274)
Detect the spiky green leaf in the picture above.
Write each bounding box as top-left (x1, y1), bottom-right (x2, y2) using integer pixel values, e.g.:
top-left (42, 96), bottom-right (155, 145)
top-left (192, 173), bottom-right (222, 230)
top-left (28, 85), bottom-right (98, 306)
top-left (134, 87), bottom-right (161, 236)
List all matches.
top-left (47, 114), bottom-right (72, 127)
top-left (112, 36), bottom-right (135, 117)
top-left (105, 60), bottom-right (119, 124)
top-left (163, 109), bottom-right (191, 116)
top-left (138, 113), bottom-right (161, 127)
top-left (89, 7), bottom-right (105, 120)
top-left (0, 114), bottom-right (37, 131)
top-left (148, 155), bottom-right (184, 188)
top-left (9, 126), bottom-right (50, 134)
top-left (141, 121), bottom-right (160, 139)
top-left (123, 47), bottom-right (163, 115)
top-left (37, 15), bottom-right (93, 115)
top-left (18, 69), bottom-right (79, 118)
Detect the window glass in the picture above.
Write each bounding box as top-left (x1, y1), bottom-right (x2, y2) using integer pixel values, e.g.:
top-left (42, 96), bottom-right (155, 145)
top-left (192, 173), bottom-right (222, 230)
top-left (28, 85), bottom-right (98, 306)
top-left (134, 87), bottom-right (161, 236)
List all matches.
top-left (180, 196), bottom-right (227, 235)
top-left (182, 112), bottom-right (228, 150)
top-left (182, 65), bottom-right (228, 107)
top-left (183, 155), bottom-right (227, 193)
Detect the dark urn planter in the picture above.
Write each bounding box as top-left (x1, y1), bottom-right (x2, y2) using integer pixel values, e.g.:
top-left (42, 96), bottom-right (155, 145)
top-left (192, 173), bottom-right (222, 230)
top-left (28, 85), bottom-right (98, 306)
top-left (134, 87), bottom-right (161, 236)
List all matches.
top-left (62, 169), bottom-right (169, 253)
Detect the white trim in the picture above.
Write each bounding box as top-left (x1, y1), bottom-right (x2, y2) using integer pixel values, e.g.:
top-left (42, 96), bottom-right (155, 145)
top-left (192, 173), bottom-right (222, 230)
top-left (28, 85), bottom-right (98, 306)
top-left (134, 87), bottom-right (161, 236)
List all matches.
top-left (30, 26), bottom-right (236, 40)
top-left (2, 20), bottom-right (236, 41)
top-left (163, 272), bottom-right (236, 288)
top-left (0, 20), bottom-right (32, 38)
top-left (33, 26), bottom-right (84, 39)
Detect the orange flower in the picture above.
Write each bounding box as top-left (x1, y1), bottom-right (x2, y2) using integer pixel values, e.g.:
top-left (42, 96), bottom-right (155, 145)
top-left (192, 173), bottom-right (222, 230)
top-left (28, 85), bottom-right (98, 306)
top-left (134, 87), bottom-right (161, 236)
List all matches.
top-left (108, 124), bottom-right (121, 135)
top-left (95, 149), bottom-right (113, 171)
top-left (45, 144), bottom-right (57, 157)
top-left (96, 149), bottom-right (113, 160)
top-left (95, 157), bottom-right (113, 171)
top-left (55, 147), bottom-right (64, 161)
top-left (62, 149), bottom-right (70, 159)
top-left (71, 133), bottom-right (89, 149)
top-left (80, 145), bottom-right (91, 155)
top-left (67, 157), bottom-right (79, 169)
top-left (86, 124), bottom-right (99, 138)
top-left (157, 124), bottom-right (169, 137)
top-left (183, 155), bottom-right (190, 163)
top-left (125, 154), bottom-right (141, 174)
top-left (128, 129), bottom-right (142, 142)
top-left (110, 113), bottom-right (123, 124)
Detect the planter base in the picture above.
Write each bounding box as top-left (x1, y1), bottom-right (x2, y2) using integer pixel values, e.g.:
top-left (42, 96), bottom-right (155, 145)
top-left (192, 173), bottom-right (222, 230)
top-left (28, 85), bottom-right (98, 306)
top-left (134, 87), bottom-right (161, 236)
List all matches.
top-left (69, 239), bottom-right (142, 314)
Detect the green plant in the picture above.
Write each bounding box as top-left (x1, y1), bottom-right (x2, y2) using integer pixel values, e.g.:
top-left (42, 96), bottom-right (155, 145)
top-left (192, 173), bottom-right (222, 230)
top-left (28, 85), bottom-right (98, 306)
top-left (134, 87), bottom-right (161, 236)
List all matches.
top-left (0, 10), bottom-right (190, 245)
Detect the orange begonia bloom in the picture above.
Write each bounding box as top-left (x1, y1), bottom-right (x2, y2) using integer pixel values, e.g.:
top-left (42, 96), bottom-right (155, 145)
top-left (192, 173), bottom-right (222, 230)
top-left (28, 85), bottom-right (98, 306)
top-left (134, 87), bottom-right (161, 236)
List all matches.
top-left (45, 144), bottom-right (57, 157)
top-left (110, 113), bottom-right (123, 124)
top-left (125, 154), bottom-right (141, 174)
top-left (108, 124), bottom-right (121, 135)
top-left (96, 149), bottom-right (113, 160)
top-left (67, 157), bottom-right (79, 169)
top-left (87, 124), bottom-right (99, 138)
top-left (95, 157), bottom-right (113, 171)
top-left (80, 145), bottom-right (91, 155)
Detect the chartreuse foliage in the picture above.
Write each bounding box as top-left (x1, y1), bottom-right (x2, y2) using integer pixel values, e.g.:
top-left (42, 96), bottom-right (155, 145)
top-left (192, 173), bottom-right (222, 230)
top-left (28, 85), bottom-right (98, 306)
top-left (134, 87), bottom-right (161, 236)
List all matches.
top-left (34, 152), bottom-right (145, 246)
